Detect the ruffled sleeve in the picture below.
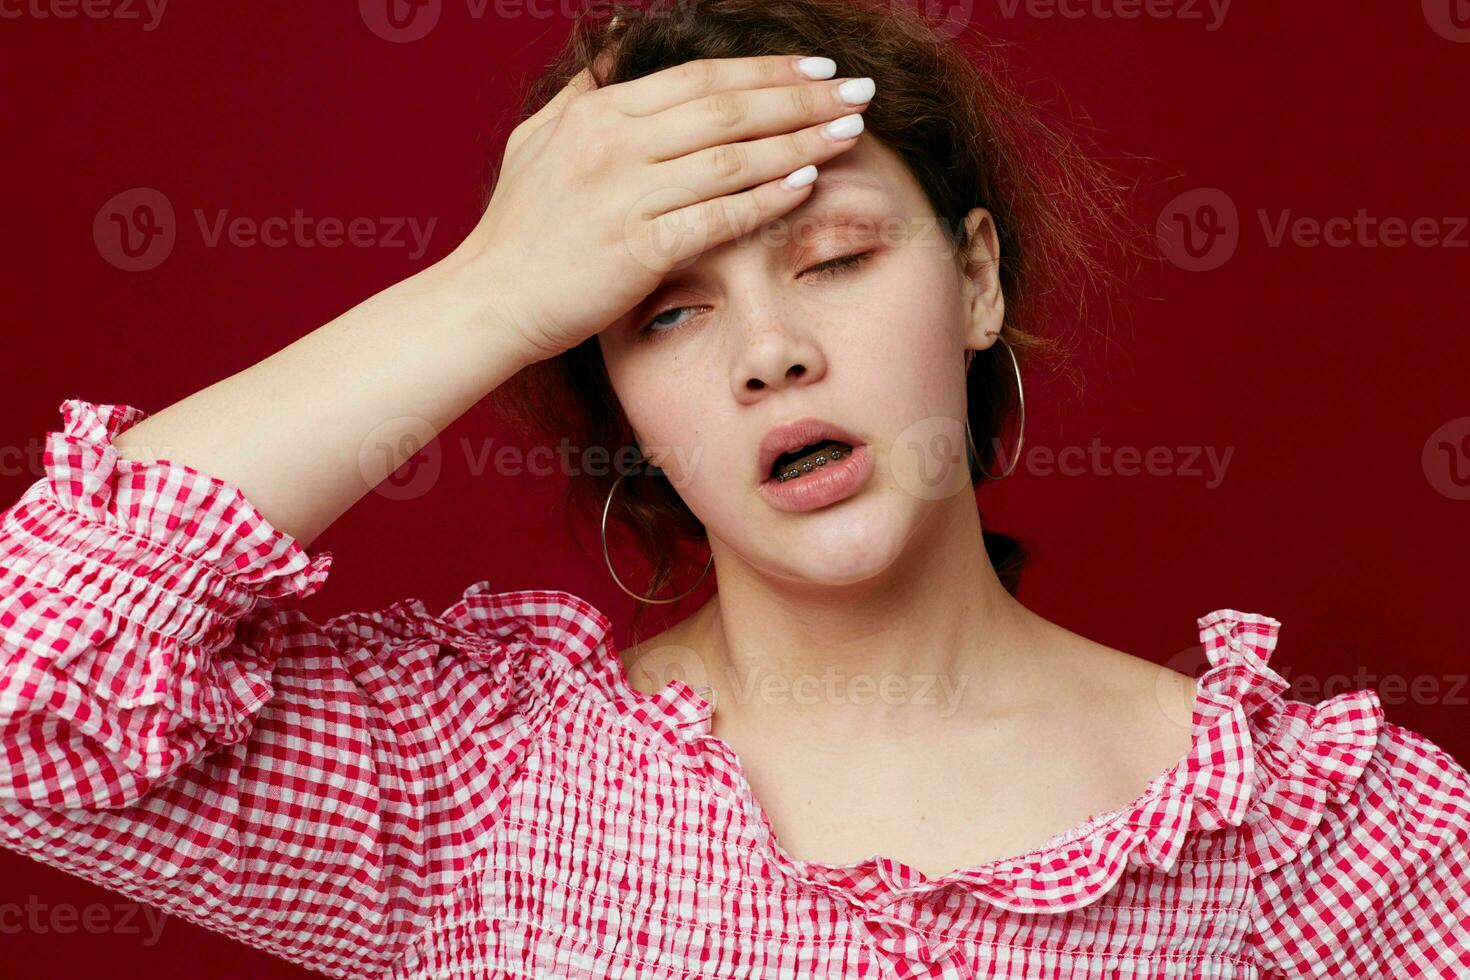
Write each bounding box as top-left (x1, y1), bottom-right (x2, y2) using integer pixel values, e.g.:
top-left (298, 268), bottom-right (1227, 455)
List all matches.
top-left (1248, 712), bottom-right (1470, 977)
top-left (0, 398), bottom-right (335, 767)
top-left (0, 397), bottom-right (542, 979)
top-left (1191, 611), bottom-right (1470, 975)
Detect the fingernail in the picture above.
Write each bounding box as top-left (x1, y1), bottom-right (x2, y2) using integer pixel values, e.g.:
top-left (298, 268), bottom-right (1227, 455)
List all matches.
top-left (822, 113), bottom-right (865, 140)
top-left (837, 77), bottom-right (875, 105)
top-left (782, 165), bottom-right (819, 189)
top-left (795, 56), bottom-right (837, 80)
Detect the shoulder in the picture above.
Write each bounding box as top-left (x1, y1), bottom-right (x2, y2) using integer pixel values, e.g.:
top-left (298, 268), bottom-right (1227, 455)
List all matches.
top-left (310, 582), bottom-right (627, 710)
top-left (1033, 618), bottom-right (1202, 789)
top-left (1373, 718), bottom-right (1470, 805)
top-left (618, 616), bottom-right (707, 697)
top-left (1290, 716), bottom-right (1470, 859)
top-left (1248, 714), bottom-right (1470, 976)
top-left (1161, 607), bottom-right (1470, 973)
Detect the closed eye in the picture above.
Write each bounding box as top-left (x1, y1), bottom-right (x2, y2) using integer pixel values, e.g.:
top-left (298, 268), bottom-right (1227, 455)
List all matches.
top-left (801, 251), bottom-right (871, 281)
top-left (635, 251), bottom-right (876, 340)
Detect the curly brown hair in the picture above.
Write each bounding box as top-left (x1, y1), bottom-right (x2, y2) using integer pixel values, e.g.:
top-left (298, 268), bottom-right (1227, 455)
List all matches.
top-left (485, 0), bottom-right (1140, 638)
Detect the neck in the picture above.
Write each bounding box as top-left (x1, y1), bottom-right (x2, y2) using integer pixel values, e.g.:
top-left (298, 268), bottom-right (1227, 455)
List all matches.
top-left (687, 493), bottom-right (1048, 736)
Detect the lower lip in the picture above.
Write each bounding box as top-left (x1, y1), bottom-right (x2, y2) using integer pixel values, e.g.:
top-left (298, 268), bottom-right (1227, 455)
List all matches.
top-left (758, 444), bottom-right (874, 512)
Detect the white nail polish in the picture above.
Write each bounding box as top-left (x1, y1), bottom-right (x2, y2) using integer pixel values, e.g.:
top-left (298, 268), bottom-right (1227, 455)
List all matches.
top-left (822, 113), bottom-right (865, 140)
top-left (795, 56), bottom-right (836, 80)
top-left (782, 165), bottom-right (818, 189)
top-left (837, 77), bottom-right (875, 105)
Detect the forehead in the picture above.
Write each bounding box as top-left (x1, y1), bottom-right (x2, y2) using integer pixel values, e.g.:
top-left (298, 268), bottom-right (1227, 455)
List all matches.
top-left (788, 136), bottom-right (915, 215)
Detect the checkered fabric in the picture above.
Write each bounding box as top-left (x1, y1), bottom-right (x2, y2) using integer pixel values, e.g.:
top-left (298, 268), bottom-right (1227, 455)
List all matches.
top-left (2, 398), bottom-right (1468, 979)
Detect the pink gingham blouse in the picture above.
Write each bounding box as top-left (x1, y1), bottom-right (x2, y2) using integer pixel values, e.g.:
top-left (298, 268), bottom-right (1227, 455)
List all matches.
top-left (3, 398), bottom-right (1469, 980)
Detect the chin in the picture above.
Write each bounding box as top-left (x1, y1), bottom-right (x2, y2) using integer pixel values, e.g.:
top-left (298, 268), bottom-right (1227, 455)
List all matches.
top-left (752, 500), bottom-right (915, 585)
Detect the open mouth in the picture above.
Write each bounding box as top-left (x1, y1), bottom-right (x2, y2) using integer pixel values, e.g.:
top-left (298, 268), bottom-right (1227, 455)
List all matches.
top-left (768, 439), bottom-right (855, 483)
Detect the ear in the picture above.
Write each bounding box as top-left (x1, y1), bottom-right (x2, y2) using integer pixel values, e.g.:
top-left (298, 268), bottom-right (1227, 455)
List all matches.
top-left (958, 208), bottom-right (1005, 354)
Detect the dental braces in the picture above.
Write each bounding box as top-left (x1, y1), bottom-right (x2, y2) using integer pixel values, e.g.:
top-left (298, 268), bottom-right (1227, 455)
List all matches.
top-left (774, 444), bottom-right (848, 483)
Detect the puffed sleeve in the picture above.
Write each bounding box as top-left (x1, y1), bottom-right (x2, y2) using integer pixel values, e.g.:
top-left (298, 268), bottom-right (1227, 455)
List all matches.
top-left (1249, 715), bottom-right (1470, 978)
top-left (0, 398), bottom-right (540, 979)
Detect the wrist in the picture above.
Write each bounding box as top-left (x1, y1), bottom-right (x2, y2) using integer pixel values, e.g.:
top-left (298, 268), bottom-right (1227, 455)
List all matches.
top-left (422, 247), bottom-right (542, 377)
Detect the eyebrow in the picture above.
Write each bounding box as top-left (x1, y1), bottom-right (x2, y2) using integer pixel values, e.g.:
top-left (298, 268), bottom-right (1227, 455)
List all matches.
top-left (802, 171), bottom-right (890, 202)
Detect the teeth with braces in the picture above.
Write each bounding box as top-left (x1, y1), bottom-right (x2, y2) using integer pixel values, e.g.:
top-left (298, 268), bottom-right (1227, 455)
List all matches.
top-left (774, 444), bottom-right (848, 483)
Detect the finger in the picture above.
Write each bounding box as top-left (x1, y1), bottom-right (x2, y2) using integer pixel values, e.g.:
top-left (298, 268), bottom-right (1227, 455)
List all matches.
top-left (639, 76), bottom-right (873, 164)
top-left (648, 166), bottom-right (821, 272)
top-left (606, 54), bottom-right (834, 118)
top-left (653, 111), bottom-right (866, 204)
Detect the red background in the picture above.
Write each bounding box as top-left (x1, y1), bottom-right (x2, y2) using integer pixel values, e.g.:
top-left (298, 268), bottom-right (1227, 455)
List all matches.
top-left (2, 3), bottom-right (1468, 976)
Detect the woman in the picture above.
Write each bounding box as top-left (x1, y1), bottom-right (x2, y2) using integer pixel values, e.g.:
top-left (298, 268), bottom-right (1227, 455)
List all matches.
top-left (2, 1), bottom-right (1467, 977)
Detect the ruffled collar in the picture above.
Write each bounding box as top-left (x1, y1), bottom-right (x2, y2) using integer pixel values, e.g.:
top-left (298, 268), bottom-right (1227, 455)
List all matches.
top-left (428, 589), bottom-right (1386, 916)
top-left (585, 605), bottom-right (1386, 916)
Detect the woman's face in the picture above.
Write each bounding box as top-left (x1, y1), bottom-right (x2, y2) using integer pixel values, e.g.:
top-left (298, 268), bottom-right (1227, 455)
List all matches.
top-left (596, 135), bottom-right (1003, 586)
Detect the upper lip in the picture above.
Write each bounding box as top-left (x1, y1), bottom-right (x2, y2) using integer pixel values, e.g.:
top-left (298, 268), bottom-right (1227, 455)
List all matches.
top-left (757, 417), bottom-right (864, 483)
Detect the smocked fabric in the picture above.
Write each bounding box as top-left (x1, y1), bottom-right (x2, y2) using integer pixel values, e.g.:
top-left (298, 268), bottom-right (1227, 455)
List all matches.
top-left (1, 397), bottom-right (1468, 979)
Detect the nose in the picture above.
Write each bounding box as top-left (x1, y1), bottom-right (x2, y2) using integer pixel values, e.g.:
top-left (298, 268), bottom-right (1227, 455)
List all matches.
top-left (731, 313), bottom-right (828, 401)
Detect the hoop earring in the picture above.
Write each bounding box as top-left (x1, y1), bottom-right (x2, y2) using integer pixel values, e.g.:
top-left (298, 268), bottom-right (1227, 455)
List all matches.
top-left (601, 454), bottom-right (713, 604)
top-left (964, 334), bottom-right (1025, 480)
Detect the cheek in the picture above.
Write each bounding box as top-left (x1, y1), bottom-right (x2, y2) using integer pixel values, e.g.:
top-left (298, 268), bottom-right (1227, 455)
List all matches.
top-left (603, 353), bottom-right (745, 529)
top-left (852, 254), bottom-right (969, 408)
top-left (604, 352), bottom-right (716, 484)
top-left (845, 259), bottom-right (974, 502)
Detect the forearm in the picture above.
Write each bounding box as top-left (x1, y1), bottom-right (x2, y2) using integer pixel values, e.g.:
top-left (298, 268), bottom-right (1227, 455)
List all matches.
top-left (111, 253), bottom-right (533, 549)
